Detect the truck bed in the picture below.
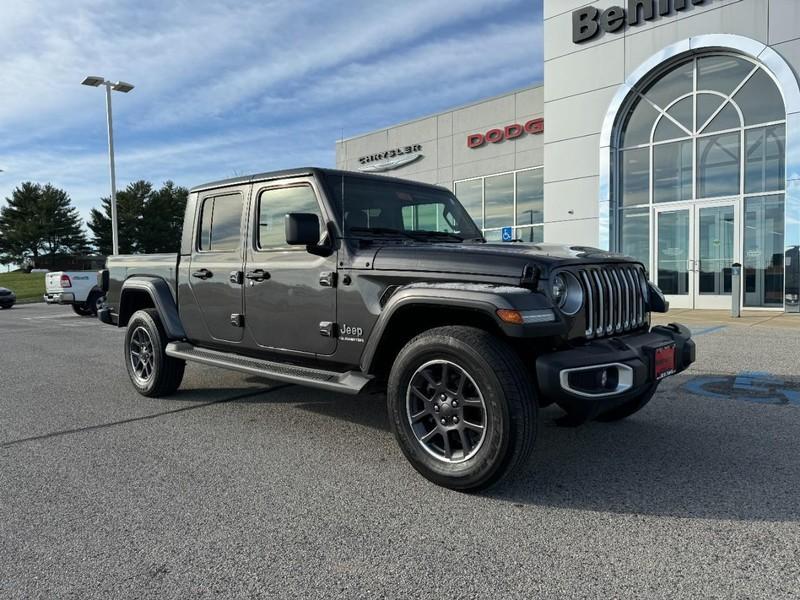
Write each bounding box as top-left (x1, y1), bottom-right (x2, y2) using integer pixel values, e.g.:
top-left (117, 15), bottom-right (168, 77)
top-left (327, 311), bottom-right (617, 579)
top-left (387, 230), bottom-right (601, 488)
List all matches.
top-left (107, 253), bottom-right (179, 304)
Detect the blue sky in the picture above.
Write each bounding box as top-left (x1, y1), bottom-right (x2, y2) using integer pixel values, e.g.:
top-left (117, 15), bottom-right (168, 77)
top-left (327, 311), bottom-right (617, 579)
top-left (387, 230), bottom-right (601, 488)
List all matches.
top-left (0, 0), bottom-right (543, 224)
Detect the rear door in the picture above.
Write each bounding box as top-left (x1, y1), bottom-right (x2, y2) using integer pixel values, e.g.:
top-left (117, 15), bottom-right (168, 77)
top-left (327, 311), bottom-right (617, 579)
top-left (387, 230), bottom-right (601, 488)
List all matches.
top-left (187, 188), bottom-right (248, 345)
top-left (243, 177), bottom-right (337, 356)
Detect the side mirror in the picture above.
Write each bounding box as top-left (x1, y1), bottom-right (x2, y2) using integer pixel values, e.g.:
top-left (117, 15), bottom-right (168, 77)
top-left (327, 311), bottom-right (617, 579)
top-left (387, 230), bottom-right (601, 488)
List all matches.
top-left (285, 213), bottom-right (320, 246)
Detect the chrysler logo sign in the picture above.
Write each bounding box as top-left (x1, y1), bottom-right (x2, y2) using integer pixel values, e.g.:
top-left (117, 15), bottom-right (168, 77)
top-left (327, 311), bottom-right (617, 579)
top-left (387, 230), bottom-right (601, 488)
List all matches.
top-left (573, 0), bottom-right (706, 44)
top-left (358, 144), bottom-right (423, 172)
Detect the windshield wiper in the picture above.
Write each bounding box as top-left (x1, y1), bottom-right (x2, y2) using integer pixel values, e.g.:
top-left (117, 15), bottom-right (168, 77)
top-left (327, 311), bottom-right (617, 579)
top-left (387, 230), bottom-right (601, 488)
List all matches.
top-left (407, 230), bottom-right (464, 242)
top-left (348, 226), bottom-right (419, 240)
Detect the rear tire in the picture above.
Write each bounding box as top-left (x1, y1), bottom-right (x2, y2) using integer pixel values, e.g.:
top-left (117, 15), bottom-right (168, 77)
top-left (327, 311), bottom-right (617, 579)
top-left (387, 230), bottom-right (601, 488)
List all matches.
top-left (594, 383), bottom-right (658, 422)
top-left (387, 326), bottom-right (537, 492)
top-left (124, 309), bottom-right (185, 397)
top-left (72, 303), bottom-right (93, 316)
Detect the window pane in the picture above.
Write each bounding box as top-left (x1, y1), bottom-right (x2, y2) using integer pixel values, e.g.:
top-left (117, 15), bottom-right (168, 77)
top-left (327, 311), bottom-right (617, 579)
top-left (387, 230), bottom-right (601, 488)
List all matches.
top-left (665, 96), bottom-right (693, 131)
top-left (744, 195), bottom-right (785, 307)
top-left (697, 94), bottom-right (724, 131)
top-left (657, 209), bottom-right (691, 295)
top-left (620, 147), bottom-right (649, 206)
top-left (733, 69), bottom-right (785, 126)
top-left (199, 198), bottom-right (213, 250)
top-left (621, 96), bottom-right (659, 147)
top-left (654, 140), bottom-right (692, 203)
top-left (515, 169), bottom-right (543, 226)
top-left (455, 179), bottom-right (483, 229)
top-left (653, 116), bottom-right (688, 142)
top-left (697, 132), bottom-right (740, 198)
top-left (207, 194), bottom-right (243, 252)
top-left (697, 55), bottom-right (754, 96)
top-left (697, 205), bottom-right (735, 295)
top-left (644, 59), bottom-right (693, 110)
top-left (484, 173), bottom-right (514, 229)
top-left (259, 186), bottom-right (320, 249)
top-left (401, 203), bottom-right (455, 232)
top-left (619, 207), bottom-right (650, 267)
top-left (745, 124), bottom-right (785, 194)
top-left (515, 225), bottom-right (543, 243)
top-left (483, 229), bottom-right (502, 242)
top-left (702, 101), bottom-right (740, 133)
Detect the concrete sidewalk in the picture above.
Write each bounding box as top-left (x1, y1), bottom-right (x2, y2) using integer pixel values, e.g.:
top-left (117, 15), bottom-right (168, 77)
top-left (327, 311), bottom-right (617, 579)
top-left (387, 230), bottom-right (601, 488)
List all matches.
top-left (653, 308), bottom-right (800, 330)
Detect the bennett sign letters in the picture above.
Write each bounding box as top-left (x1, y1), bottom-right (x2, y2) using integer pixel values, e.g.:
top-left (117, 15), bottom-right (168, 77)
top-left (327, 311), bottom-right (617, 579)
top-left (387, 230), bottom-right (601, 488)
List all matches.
top-left (573, 0), bottom-right (707, 44)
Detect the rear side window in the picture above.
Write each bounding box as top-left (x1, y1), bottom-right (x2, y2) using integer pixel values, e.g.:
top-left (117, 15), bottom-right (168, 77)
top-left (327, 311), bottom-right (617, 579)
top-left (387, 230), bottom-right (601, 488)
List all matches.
top-left (198, 194), bottom-right (243, 252)
top-left (258, 185), bottom-right (322, 249)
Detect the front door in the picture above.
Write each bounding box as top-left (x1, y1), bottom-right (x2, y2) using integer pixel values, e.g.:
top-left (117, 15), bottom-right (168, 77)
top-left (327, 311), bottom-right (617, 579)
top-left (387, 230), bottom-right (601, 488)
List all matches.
top-left (243, 178), bottom-right (337, 356)
top-left (653, 200), bottom-right (738, 310)
top-left (188, 190), bottom-right (247, 345)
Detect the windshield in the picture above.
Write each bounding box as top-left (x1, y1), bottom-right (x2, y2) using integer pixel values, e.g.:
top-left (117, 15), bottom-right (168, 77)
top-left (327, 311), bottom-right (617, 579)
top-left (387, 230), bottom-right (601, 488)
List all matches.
top-left (324, 173), bottom-right (483, 242)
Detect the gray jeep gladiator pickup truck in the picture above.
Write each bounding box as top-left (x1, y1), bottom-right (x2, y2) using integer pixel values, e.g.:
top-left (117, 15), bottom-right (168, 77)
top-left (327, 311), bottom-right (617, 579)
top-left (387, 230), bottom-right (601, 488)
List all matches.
top-left (98, 167), bottom-right (695, 491)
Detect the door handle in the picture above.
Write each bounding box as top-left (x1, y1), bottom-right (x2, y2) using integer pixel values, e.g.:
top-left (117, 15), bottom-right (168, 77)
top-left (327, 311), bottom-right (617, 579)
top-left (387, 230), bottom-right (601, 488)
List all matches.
top-left (245, 269), bottom-right (270, 282)
top-left (192, 269), bottom-right (213, 280)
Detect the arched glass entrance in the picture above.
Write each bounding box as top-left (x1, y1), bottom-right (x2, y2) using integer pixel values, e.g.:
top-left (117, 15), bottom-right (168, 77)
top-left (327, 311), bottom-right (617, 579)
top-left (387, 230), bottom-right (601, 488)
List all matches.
top-left (614, 53), bottom-right (786, 309)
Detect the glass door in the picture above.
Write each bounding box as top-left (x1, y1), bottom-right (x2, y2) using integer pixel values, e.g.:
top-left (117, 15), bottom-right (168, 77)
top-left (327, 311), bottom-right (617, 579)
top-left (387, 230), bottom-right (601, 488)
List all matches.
top-left (694, 201), bottom-right (738, 309)
top-left (653, 201), bottom-right (739, 309)
top-left (654, 205), bottom-right (694, 309)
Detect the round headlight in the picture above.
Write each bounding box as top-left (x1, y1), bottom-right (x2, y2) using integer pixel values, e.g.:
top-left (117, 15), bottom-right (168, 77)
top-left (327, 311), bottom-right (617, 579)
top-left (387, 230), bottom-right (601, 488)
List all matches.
top-left (552, 274), bottom-right (567, 306)
top-left (552, 272), bottom-right (584, 315)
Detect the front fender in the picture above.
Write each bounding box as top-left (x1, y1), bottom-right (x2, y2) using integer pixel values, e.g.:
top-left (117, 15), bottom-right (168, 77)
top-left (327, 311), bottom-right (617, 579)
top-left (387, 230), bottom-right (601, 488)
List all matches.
top-left (359, 282), bottom-right (564, 373)
top-left (120, 277), bottom-right (186, 340)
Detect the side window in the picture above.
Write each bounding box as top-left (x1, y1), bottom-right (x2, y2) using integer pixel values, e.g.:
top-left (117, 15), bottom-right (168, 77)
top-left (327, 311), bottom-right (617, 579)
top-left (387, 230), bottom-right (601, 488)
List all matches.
top-left (258, 185), bottom-right (322, 249)
top-left (198, 194), bottom-right (243, 252)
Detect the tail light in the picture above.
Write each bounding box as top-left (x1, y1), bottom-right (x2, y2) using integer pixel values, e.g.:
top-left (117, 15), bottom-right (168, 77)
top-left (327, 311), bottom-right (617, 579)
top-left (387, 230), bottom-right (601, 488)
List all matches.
top-left (60, 274), bottom-right (72, 288)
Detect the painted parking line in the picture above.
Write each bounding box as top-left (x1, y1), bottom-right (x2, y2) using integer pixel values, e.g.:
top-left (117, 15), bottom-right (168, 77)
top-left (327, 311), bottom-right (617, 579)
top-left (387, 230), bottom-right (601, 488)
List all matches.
top-left (690, 325), bottom-right (727, 337)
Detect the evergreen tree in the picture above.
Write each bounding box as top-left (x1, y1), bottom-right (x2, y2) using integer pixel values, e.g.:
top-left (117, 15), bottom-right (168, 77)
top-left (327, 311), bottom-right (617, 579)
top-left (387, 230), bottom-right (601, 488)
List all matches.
top-left (0, 182), bottom-right (88, 265)
top-left (89, 180), bottom-right (188, 254)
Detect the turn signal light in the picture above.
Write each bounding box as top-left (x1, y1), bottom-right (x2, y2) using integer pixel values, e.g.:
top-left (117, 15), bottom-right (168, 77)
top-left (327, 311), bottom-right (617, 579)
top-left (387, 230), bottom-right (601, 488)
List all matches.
top-left (496, 309), bottom-right (524, 324)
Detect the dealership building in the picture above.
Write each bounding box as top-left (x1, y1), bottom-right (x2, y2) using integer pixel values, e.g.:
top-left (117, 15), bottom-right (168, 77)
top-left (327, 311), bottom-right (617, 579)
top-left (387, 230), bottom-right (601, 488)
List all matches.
top-left (335, 0), bottom-right (800, 312)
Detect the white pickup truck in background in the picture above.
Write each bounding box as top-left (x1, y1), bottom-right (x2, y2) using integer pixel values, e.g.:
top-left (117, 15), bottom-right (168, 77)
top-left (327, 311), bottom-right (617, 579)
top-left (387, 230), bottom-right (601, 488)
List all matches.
top-left (44, 271), bottom-right (104, 316)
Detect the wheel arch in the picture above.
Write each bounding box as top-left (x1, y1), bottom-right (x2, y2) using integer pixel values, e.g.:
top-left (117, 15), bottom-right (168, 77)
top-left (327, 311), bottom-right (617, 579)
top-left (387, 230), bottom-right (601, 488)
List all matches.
top-left (119, 277), bottom-right (186, 340)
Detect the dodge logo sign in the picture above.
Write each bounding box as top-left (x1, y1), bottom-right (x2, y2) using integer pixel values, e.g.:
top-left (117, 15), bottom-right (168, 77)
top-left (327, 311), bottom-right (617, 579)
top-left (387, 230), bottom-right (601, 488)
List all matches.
top-left (467, 118), bottom-right (543, 149)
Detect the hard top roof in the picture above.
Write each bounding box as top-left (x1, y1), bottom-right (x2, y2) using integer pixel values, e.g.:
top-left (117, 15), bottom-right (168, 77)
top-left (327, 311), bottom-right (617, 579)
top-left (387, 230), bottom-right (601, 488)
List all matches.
top-left (190, 167), bottom-right (449, 194)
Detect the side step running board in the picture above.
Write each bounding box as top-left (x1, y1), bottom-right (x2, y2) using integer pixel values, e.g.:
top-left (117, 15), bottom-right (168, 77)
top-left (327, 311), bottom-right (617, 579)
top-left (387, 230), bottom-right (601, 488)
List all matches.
top-left (165, 342), bottom-right (371, 395)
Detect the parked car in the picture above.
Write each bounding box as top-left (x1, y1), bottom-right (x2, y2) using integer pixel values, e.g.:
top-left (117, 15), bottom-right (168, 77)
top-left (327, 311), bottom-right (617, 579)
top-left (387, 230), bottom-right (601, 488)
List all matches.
top-left (0, 287), bottom-right (16, 309)
top-left (97, 167), bottom-right (695, 491)
top-left (44, 271), bottom-right (104, 316)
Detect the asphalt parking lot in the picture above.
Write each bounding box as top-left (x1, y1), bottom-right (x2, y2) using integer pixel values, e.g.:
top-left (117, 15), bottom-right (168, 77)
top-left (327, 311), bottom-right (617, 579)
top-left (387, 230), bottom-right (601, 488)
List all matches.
top-left (1, 303), bottom-right (799, 599)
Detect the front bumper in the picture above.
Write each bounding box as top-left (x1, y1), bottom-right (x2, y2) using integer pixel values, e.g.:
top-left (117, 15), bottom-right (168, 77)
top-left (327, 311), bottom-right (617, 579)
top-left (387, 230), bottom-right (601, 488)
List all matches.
top-left (43, 292), bottom-right (75, 305)
top-left (536, 323), bottom-right (695, 419)
top-left (0, 296), bottom-right (15, 307)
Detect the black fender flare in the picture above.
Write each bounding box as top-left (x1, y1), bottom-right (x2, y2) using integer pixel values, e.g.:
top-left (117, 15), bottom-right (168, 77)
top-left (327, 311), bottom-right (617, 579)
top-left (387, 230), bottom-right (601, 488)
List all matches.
top-left (120, 277), bottom-right (186, 340)
top-left (359, 283), bottom-right (559, 373)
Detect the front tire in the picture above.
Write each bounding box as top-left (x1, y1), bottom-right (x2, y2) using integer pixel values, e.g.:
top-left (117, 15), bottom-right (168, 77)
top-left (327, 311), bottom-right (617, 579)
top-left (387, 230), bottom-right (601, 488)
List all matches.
top-left (124, 309), bottom-right (185, 397)
top-left (387, 326), bottom-right (536, 492)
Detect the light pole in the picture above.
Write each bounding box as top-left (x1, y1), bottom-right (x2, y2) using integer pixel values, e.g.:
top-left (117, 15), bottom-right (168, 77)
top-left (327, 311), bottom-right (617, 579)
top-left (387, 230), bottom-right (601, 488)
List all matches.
top-left (81, 76), bottom-right (134, 255)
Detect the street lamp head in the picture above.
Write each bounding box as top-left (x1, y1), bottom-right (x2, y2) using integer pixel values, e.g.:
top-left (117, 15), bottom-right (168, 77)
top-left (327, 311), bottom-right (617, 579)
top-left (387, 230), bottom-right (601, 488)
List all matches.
top-left (111, 81), bottom-right (134, 93)
top-left (81, 75), bottom-right (105, 87)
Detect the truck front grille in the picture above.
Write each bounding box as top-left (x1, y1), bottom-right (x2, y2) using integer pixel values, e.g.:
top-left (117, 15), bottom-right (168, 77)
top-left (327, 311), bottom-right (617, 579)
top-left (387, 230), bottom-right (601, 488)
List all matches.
top-left (577, 265), bottom-right (648, 339)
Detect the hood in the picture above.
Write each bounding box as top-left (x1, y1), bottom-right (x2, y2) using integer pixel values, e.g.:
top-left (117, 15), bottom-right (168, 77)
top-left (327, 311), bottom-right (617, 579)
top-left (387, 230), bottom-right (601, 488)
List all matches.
top-left (0, 287), bottom-right (13, 294)
top-left (371, 242), bottom-right (638, 278)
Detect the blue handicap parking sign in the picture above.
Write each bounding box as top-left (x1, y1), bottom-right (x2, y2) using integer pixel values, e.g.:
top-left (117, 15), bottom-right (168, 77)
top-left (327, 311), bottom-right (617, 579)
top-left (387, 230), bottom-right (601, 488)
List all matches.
top-left (501, 226), bottom-right (514, 242)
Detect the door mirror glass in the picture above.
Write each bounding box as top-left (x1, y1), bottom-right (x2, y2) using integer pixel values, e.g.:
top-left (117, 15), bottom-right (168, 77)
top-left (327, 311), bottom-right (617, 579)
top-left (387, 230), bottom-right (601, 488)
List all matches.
top-left (285, 213), bottom-right (321, 246)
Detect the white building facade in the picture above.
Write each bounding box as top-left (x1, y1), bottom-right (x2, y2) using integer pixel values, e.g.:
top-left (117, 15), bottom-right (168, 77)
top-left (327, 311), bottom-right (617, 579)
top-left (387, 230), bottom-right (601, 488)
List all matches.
top-left (336, 0), bottom-right (800, 312)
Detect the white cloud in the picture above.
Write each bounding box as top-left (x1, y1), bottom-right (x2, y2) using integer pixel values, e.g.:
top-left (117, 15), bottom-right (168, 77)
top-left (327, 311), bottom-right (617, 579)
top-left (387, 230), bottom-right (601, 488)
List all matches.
top-left (0, 0), bottom-right (543, 228)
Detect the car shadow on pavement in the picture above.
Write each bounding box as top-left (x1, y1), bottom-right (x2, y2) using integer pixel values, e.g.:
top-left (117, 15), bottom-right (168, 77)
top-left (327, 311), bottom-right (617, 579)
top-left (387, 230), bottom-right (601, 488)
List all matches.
top-left (259, 375), bottom-right (799, 522)
top-left (489, 398), bottom-right (800, 522)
